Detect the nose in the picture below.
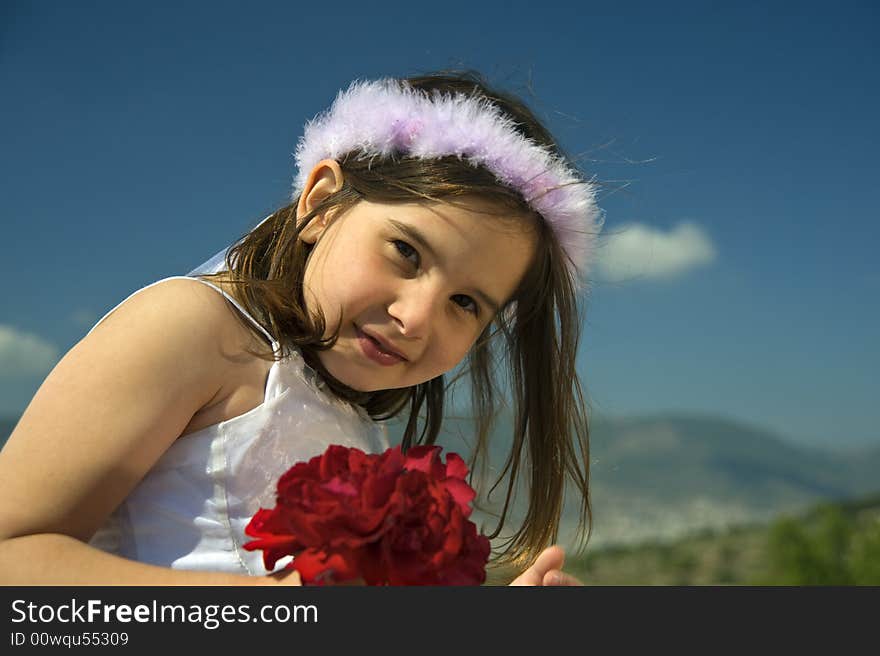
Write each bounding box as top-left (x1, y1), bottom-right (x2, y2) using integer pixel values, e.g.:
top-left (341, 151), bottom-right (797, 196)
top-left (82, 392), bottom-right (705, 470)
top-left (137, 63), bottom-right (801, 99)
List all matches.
top-left (386, 280), bottom-right (445, 340)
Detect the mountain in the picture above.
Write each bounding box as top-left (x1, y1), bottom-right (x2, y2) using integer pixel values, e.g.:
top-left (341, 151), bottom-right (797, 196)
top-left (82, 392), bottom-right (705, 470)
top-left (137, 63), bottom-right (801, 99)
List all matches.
top-left (578, 412), bottom-right (880, 548)
top-left (386, 410), bottom-right (880, 550)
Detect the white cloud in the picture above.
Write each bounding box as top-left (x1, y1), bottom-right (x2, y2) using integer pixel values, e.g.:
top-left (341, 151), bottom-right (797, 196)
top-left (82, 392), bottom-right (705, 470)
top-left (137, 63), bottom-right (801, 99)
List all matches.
top-left (596, 221), bottom-right (717, 283)
top-left (0, 325), bottom-right (59, 378)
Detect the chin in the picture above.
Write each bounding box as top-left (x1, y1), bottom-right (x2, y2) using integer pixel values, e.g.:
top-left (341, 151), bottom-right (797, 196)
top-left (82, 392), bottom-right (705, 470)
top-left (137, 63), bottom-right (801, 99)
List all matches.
top-left (315, 351), bottom-right (381, 393)
top-left (317, 344), bottom-right (427, 393)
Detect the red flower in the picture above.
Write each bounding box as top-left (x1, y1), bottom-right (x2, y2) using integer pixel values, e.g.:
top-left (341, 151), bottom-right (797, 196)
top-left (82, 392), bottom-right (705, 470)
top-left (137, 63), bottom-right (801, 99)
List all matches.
top-left (243, 444), bottom-right (490, 585)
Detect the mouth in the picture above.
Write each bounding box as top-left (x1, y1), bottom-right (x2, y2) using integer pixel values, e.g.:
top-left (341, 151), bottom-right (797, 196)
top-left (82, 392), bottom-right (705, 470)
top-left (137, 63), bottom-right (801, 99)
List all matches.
top-left (355, 325), bottom-right (408, 365)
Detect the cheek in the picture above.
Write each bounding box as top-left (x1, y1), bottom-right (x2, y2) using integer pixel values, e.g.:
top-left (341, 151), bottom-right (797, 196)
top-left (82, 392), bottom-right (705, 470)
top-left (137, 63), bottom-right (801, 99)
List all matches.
top-left (303, 243), bottom-right (371, 300)
top-left (300, 263), bottom-right (326, 316)
top-left (434, 333), bottom-right (478, 374)
top-left (351, 251), bottom-right (388, 284)
top-left (314, 254), bottom-right (392, 318)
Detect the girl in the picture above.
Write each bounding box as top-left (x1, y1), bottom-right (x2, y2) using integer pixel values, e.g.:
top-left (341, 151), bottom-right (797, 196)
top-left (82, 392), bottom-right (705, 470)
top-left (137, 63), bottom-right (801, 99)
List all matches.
top-left (0, 71), bottom-right (602, 586)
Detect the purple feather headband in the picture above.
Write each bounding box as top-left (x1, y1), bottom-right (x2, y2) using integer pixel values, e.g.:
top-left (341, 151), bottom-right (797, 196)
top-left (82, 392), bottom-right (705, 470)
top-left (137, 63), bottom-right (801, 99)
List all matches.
top-left (293, 78), bottom-right (603, 284)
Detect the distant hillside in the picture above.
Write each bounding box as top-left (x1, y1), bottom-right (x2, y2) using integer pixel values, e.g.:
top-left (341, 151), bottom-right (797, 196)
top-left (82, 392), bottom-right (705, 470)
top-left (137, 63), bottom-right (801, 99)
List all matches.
top-left (556, 491), bottom-right (880, 585)
top-left (577, 413), bottom-right (880, 548)
top-left (387, 411), bottom-right (880, 550)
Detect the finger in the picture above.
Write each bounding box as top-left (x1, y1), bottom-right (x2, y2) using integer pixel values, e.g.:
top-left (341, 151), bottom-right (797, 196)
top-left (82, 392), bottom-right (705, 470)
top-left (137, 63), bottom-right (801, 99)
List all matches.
top-left (530, 545), bottom-right (565, 576)
top-left (508, 545), bottom-right (566, 586)
top-left (509, 569), bottom-right (543, 586)
top-left (542, 569), bottom-right (583, 586)
top-left (266, 568), bottom-right (303, 586)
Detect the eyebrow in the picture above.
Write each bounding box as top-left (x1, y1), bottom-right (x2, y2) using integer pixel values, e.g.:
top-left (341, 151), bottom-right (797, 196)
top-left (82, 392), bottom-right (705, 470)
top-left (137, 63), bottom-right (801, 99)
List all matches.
top-left (387, 218), bottom-right (502, 315)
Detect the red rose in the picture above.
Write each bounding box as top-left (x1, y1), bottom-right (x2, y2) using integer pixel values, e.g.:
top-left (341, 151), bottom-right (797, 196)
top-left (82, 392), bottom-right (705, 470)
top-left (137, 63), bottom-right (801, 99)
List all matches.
top-left (373, 446), bottom-right (489, 585)
top-left (374, 463), bottom-right (490, 585)
top-left (244, 445), bottom-right (405, 570)
top-left (243, 444), bottom-right (490, 585)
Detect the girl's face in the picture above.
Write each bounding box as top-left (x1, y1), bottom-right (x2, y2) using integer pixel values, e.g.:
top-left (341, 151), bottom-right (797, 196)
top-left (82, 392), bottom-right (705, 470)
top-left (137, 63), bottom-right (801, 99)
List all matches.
top-left (299, 196), bottom-right (537, 392)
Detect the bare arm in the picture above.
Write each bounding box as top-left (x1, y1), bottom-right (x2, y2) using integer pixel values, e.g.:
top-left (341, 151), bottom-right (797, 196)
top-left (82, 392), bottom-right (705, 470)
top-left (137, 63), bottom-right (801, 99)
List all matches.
top-left (0, 534), bottom-right (302, 585)
top-left (0, 279), bottom-right (299, 586)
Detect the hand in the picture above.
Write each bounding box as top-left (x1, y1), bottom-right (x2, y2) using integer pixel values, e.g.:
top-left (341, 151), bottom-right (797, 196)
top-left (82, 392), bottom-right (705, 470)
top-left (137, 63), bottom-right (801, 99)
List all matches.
top-left (508, 545), bottom-right (583, 586)
top-left (265, 567), bottom-right (366, 586)
top-left (264, 568), bottom-right (303, 586)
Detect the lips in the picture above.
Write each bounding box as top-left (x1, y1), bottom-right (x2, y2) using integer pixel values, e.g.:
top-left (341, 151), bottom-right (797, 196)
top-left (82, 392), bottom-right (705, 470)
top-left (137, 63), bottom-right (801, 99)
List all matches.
top-left (354, 324), bottom-right (407, 367)
top-left (357, 326), bottom-right (408, 361)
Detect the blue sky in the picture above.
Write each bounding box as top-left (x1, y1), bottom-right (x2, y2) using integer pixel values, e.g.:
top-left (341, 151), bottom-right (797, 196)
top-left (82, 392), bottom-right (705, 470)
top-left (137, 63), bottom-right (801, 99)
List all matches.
top-left (1, 1), bottom-right (877, 450)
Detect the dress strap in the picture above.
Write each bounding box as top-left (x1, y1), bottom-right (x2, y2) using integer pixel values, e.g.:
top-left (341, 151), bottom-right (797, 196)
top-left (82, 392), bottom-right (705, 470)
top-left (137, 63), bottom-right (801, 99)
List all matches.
top-left (184, 277), bottom-right (278, 350)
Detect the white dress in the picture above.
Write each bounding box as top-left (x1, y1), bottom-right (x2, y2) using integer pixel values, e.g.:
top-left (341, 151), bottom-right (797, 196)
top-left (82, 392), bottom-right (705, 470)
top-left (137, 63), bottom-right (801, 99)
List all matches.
top-left (87, 276), bottom-right (389, 575)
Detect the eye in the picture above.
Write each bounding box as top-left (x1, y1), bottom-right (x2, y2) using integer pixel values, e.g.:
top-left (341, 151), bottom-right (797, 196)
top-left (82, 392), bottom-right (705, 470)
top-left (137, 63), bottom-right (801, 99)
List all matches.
top-left (452, 294), bottom-right (479, 316)
top-left (392, 239), bottom-right (479, 318)
top-left (392, 239), bottom-right (420, 267)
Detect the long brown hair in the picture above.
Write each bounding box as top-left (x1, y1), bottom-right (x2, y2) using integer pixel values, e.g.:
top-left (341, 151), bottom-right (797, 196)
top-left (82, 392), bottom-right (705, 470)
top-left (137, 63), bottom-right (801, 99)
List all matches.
top-left (205, 71), bottom-right (595, 572)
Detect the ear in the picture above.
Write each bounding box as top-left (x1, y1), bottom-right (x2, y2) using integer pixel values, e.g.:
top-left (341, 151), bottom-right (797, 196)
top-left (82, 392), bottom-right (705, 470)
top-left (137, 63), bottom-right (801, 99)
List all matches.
top-left (296, 159), bottom-right (345, 244)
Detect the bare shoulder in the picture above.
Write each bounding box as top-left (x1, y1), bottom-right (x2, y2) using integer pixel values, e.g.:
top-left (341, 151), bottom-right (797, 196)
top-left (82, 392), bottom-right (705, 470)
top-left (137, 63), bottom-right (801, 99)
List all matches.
top-left (0, 277), bottom-right (257, 543)
top-left (92, 277), bottom-right (253, 352)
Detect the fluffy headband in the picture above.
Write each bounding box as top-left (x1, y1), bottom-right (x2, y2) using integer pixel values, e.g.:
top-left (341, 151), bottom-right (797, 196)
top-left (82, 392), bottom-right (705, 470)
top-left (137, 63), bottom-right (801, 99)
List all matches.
top-left (293, 78), bottom-right (603, 284)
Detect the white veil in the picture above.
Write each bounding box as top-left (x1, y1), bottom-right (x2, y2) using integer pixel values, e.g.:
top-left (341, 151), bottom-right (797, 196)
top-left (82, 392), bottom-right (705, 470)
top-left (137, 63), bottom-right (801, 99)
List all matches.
top-left (186, 213), bottom-right (275, 277)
